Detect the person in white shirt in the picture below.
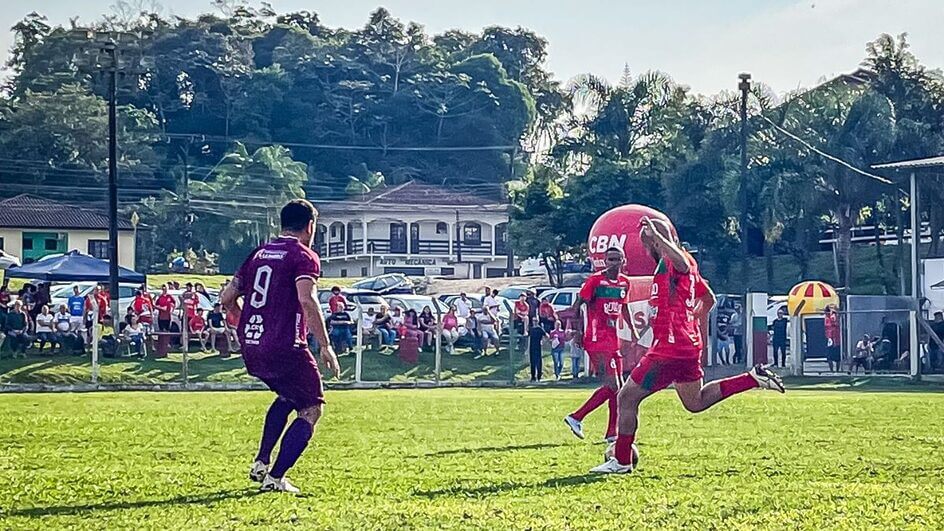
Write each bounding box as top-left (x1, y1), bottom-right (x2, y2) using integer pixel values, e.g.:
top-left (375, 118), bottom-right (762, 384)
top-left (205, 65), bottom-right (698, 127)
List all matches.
top-left (54, 305), bottom-right (72, 334)
top-left (483, 288), bottom-right (500, 316)
top-left (124, 315), bottom-right (146, 356)
top-left (360, 307), bottom-right (378, 345)
top-left (35, 305), bottom-right (57, 353)
top-left (455, 293), bottom-right (472, 319)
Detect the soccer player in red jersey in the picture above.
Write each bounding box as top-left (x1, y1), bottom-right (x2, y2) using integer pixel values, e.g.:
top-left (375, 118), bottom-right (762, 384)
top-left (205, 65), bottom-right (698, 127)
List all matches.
top-left (221, 199), bottom-right (340, 493)
top-left (564, 247), bottom-right (634, 443)
top-left (591, 217), bottom-right (784, 474)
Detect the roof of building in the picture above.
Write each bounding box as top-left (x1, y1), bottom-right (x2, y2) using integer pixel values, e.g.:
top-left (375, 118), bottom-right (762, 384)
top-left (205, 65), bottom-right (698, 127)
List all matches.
top-left (0, 194), bottom-right (135, 230)
top-left (872, 156), bottom-right (944, 170)
top-left (319, 181), bottom-right (507, 213)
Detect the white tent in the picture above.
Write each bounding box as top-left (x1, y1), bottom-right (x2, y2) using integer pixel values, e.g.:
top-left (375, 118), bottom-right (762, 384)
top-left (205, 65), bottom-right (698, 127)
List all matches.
top-left (0, 249), bottom-right (20, 270)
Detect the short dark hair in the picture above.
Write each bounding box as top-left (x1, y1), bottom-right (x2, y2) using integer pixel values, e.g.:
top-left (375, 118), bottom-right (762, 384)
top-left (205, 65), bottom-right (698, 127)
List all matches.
top-left (605, 246), bottom-right (624, 256)
top-left (280, 199), bottom-right (317, 231)
top-left (331, 286), bottom-right (341, 293)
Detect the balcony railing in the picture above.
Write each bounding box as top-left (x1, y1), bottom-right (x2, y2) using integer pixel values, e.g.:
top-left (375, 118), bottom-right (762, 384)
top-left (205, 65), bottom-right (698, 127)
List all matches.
top-left (321, 239), bottom-right (507, 257)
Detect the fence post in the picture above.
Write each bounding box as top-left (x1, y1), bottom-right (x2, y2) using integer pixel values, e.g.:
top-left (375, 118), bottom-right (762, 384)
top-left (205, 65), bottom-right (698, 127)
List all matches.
top-left (503, 300), bottom-right (517, 384)
top-left (434, 303), bottom-right (443, 384)
top-left (909, 308), bottom-right (920, 379)
top-left (355, 299), bottom-right (363, 384)
top-left (789, 315), bottom-right (803, 376)
top-left (90, 298), bottom-right (99, 385)
top-left (181, 313), bottom-right (189, 385)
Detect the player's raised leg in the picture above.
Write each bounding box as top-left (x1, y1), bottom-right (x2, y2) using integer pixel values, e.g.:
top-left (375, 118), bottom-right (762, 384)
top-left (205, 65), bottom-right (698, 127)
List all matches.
top-left (674, 365), bottom-right (784, 414)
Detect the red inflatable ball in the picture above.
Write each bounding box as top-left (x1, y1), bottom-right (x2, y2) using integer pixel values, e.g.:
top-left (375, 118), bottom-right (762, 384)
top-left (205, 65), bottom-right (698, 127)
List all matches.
top-left (587, 204), bottom-right (676, 277)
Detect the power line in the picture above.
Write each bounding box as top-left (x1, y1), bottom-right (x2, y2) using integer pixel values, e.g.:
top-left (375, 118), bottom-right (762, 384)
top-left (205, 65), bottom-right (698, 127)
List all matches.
top-left (757, 113), bottom-right (893, 185)
top-left (161, 133), bottom-right (518, 152)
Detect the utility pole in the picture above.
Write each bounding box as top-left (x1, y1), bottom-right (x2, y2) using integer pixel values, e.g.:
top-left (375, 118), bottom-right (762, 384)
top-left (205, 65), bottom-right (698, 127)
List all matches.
top-left (105, 40), bottom-right (120, 321)
top-left (505, 147), bottom-right (516, 277)
top-left (738, 72), bottom-right (752, 292)
top-left (71, 29), bottom-right (144, 320)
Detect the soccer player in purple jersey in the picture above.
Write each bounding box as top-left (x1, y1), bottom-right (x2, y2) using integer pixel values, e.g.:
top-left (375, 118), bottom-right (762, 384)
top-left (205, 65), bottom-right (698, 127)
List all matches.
top-left (221, 199), bottom-right (340, 494)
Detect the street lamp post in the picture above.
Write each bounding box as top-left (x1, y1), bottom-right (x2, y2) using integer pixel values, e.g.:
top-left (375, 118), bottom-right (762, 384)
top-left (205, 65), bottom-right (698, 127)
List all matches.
top-left (738, 72), bottom-right (752, 291)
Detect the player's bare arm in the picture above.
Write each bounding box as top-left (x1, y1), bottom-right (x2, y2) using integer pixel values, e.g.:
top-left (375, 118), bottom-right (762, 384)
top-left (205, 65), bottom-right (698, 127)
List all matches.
top-left (571, 295), bottom-right (586, 347)
top-left (220, 277), bottom-right (242, 322)
top-left (297, 277), bottom-right (340, 378)
top-left (621, 303), bottom-right (642, 343)
top-left (640, 217), bottom-right (689, 273)
top-left (693, 282), bottom-right (716, 320)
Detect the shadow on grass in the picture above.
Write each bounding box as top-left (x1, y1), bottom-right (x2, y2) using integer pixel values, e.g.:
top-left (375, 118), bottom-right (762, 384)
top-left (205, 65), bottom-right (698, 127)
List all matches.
top-left (783, 376), bottom-right (944, 393)
top-left (5, 488), bottom-right (264, 518)
top-left (412, 474), bottom-right (607, 499)
top-left (421, 442), bottom-right (568, 458)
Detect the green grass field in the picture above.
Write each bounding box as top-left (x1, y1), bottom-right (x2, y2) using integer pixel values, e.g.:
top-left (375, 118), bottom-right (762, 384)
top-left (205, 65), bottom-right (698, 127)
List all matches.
top-left (1, 386), bottom-right (942, 529)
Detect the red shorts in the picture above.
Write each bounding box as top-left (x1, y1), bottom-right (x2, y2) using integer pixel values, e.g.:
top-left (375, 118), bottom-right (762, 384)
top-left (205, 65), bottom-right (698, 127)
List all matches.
top-left (630, 354), bottom-right (703, 392)
top-left (245, 350), bottom-right (325, 410)
top-left (588, 351), bottom-right (623, 377)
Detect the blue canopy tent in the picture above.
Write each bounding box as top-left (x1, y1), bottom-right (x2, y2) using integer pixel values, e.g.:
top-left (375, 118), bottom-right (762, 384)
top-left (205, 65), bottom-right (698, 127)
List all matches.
top-left (4, 250), bottom-right (146, 283)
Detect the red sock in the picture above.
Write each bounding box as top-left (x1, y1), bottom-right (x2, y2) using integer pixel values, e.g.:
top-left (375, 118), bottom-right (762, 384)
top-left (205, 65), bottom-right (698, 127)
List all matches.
top-left (605, 389), bottom-right (618, 439)
top-left (719, 373), bottom-right (759, 399)
top-left (614, 434), bottom-right (635, 465)
top-left (572, 386), bottom-right (611, 421)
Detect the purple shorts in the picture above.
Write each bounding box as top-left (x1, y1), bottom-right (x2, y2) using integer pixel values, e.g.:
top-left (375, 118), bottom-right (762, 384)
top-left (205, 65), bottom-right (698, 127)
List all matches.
top-left (244, 350), bottom-right (325, 410)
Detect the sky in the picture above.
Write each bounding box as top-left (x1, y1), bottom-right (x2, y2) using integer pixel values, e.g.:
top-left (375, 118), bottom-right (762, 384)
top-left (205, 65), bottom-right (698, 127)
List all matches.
top-left (2, 0), bottom-right (942, 96)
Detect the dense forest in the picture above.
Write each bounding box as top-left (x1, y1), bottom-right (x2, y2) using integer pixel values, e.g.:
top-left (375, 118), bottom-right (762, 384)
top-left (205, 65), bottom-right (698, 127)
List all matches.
top-left (1, 1), bottom-right (943, 292)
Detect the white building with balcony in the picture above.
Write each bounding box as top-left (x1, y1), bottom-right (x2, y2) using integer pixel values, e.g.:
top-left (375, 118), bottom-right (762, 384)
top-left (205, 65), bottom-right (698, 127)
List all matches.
top-left (315, 181), bottom-right (513, 279)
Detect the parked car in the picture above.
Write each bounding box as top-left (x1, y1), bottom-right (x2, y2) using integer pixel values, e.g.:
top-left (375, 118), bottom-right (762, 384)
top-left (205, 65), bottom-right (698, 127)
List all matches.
top-left (50, 282), bottom-right (139, 316)
top-left (539, 287), bottom-right (580, 325)
top-left (518, 257), bottom-right (546, 277)
top-left (441, 295), bottom-right (484, 312)
top-left (384, 294), bottom-right (449, 317)
top-left (351, 273), bottom-right (414, 295)
top-left (319, 289), bottom-right (386, 321)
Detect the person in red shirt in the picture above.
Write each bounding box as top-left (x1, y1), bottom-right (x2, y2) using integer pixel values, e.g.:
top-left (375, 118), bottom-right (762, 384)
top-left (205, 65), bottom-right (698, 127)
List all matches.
top-left (591, 217), bottom-right (785, 474)
top-left (514, 293), bottom-right (531, 336)
top-left (132, 289), bottom-right (154, 329)
top-left (189, 307), bottom-right (209, 351)
top-left (563, 247), bottom-right (633, 444)
top-left (181, 283), bottom-right (199, 320)
top-left (538, 299), bottom-right (557, 332)
top-left (87, 285), bottom-right (110, 323)
top-left (328, 286), bottom-right (347, 314)
top-left (155, 285), bottom-right (177, 332)
top-left (824, 305), bottom-right (842, 371)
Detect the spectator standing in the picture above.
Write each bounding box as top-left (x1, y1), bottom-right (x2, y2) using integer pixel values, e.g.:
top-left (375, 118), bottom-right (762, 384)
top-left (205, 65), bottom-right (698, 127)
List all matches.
top-left (539, 298), bottom-right (556, 332)
top-left (567, 326), bottom-right (582, 378)
top-left (224, 306), bottom-right (240, 351)
top-left (0, 279), bottom-right (11, 307)
top-left (729, 304), bottom-right (744, 364)
top-left (549, 320), bottom-right (567, 381)
top-left (483, 288), bottom-right (500, 317)
top-left (206, 303), bottom-right (227, 352)
top-left (716, 319), bottom-right (732, 366)
top-left (181, 283), bottom-right (199, 322)
top-left (67, 286), bottom-right (86, 335)
top-left (132, 289), bottom-right (154, 331)
top-left (328, 286), bottom-right (347, 313)
top-left (455, 293), bottom-right (472, 320)
top-left (528, 324), bottom-right (548, 382)
top-left (194, 283), bottom-right (211, 304)
top-left (35, 305), bottom-right (57, 353)
top-left (526, 290), bottom-right (540, 323)
top-left (20, 284), bottom-right (37, 319)
top-left (155, 285), bottom-right (176, 333)
top-left (771, 308), bottom-right (789, 367)
top-left (824, 305), bottom-right (842, 372)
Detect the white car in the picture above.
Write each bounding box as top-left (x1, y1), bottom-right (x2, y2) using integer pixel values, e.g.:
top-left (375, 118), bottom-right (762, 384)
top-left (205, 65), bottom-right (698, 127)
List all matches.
top-left (49, 282), bottom-right (139, 316)
top-left (540, 287), bottom-right (580, 313)
top-left (319, 289), bottom-right (386, 321)
top-left (518, 258), bottom-right (546, 277)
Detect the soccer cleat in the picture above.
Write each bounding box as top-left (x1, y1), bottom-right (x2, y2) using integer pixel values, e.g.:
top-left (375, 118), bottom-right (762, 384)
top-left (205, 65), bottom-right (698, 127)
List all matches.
top-left (604, 436), bottom-right (617, 444)
top-left (590, 457), bottom-right (634, 474)
top-left (260, 474), bottom-right (300, 494)
top-left (249, 460), bottom-right (268, 483)
top-left (750, 364), bottom-right (785, 393)
top-left (564, 415), bottom-right (585, 440)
